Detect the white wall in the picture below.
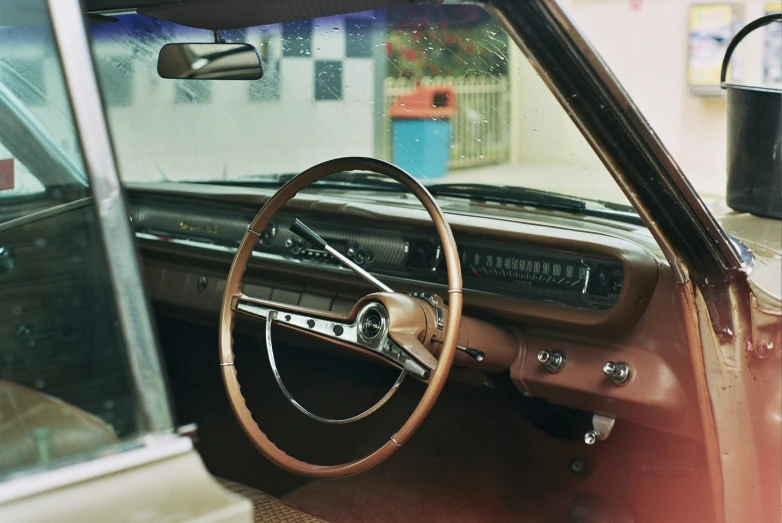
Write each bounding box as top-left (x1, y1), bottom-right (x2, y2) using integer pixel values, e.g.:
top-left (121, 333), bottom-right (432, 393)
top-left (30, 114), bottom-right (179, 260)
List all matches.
top-left (97, 17), bottom-right (378, 183)
top-left (558, 0), bottom-right (775, 198)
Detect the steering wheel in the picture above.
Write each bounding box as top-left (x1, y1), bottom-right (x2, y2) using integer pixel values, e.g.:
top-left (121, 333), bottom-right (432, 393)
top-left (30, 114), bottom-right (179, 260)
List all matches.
top-left (219, 157), bottom-right (462, 478)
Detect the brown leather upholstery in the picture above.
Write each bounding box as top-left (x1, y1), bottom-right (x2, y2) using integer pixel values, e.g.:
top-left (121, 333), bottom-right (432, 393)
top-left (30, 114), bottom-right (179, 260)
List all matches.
top-left (0, 380), bottom-right (118, 471)
top-left (217, 478), bottom-right (327, 522)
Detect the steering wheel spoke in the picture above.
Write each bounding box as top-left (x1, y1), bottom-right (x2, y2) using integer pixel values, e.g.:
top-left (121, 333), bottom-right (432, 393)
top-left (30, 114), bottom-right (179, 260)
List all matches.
top-left (233, 293), bottom-right (433, 380)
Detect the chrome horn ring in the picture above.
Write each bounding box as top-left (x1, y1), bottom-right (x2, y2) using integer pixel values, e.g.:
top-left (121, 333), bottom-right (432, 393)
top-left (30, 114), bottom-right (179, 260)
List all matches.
top-left (265, 309), bottom-right (407, 424)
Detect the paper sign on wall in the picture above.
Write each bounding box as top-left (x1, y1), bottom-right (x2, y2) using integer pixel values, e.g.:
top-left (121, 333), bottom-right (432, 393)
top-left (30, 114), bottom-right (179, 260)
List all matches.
top-left (688, 4), bottom-right (741, 96)
top-left (0, 159), bottom-right (14, 191)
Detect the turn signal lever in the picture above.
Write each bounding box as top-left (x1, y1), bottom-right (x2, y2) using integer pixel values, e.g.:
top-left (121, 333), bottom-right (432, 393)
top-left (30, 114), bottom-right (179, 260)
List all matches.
top-left (431, 336), bottom-right (485, 362)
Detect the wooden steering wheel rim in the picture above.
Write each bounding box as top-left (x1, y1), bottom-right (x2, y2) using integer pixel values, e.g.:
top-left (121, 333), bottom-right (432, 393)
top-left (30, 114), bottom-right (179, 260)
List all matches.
top-left (219, 157), bottom-right (463, 478)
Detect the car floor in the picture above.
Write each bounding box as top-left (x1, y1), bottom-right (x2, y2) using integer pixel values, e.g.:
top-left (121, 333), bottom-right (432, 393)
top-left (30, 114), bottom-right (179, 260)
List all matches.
top-left (158, 315), bottom-right (714, 523)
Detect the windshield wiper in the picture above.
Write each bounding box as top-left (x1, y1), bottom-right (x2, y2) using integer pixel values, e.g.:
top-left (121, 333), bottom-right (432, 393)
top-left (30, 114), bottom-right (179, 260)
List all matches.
top-left (426, 183), bottom-right (585, 211)
top-left (196, 174), bottom-right (641, 224)
top-left (197, 171), bottom-right (407, 193)
top-left (425, 183), bottom-right (643, 225)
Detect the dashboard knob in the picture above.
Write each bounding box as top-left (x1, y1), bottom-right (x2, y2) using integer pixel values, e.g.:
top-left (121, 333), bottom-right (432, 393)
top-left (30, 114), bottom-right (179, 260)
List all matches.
top-left (584, 430), bottom-right (599, 445)
top-left (537, 349), bottom-right (565, 373)
top-left (354, 248), bottom-right (368, 266)
top-left (603, 361), bottom-right (631, 385)
top-left (261, 222), bottom-right (277, 243)
top-left (285, 237), bottom-right (303, 255)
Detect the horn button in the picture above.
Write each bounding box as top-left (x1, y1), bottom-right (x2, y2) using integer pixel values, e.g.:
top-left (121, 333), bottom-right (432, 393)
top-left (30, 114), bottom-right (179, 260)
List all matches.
top-left (357, 304), bottom-right (388, 343)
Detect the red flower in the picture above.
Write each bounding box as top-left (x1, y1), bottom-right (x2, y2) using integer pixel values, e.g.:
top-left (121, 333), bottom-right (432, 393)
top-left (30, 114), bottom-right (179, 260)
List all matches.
top-left (401, 47), bottom-right (417, 61)
top-left (386, 41), bottom-right (394, 55)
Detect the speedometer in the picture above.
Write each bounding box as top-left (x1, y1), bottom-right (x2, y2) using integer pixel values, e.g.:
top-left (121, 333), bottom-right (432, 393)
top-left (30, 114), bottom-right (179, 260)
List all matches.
top-left (463, 250), bottom-right (590, 292)
top-left (458, 245), bottom-right (623, 310)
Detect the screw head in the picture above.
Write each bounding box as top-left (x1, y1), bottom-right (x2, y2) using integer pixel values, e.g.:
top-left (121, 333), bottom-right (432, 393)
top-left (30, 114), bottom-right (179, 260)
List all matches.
top-left (569, 456), bottom-right (593, 479)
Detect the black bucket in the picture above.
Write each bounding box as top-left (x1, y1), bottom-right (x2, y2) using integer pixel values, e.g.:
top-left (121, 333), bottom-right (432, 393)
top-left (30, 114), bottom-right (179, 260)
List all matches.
top-left (720, 13), bottom-right (782, 219)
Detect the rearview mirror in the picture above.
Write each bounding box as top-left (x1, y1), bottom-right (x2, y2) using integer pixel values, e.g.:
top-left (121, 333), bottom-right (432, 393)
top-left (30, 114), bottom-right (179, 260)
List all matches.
top-left (157, 43), bottom-right (263, 80)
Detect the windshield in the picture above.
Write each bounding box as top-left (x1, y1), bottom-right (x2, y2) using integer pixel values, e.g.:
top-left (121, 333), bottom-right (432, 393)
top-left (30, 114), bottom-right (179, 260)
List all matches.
top-left (91, 5), bottom-right (631, 209)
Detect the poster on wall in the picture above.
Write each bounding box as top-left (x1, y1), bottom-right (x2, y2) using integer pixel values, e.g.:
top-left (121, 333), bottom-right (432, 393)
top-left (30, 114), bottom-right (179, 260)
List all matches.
top-left (688, 4), bottom-right (742, 95)
top-left (764, 2), bottom-right (782, 83)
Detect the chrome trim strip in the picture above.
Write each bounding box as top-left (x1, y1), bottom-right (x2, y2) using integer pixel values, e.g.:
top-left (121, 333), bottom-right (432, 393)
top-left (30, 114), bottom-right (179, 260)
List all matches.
top-left (136, 232), bottom-right (332, 266)
top-left (0, 435), bottom-right (192, 505)
top-left (390, 435), bottom-right (402, 447)
top-left (236, 299), bottom-right (433, 375)
top-left (48, 0), bottom-right (173, 433)
top-left (265, 310), bottom-right (406, 424)
top-left (220, 361), bottom-right (234, 366)
top-left (246, 227), bottom-right (261, 237)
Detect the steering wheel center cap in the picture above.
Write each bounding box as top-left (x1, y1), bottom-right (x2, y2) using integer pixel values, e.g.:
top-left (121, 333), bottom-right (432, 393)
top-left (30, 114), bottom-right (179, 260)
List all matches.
top-left (362, 312), bottom-right (383, 338)
top-left (358, 305), bottom-right (387, 342)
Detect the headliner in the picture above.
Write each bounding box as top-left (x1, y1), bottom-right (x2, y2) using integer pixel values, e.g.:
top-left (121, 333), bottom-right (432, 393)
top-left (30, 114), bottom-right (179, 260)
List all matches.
top-left (86, 0), bottom-right (439, 30)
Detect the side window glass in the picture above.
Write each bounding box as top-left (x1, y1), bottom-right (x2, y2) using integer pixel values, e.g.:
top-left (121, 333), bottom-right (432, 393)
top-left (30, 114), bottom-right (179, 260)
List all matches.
top-left (0, 0), bottom-right (158, 482)
top-left (0, 153), bottom-right (45, 201)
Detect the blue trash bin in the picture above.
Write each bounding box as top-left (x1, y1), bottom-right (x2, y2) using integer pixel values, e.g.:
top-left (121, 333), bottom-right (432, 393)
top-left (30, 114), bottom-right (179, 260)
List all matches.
top-left (389, 86), bottom-right (457, 180)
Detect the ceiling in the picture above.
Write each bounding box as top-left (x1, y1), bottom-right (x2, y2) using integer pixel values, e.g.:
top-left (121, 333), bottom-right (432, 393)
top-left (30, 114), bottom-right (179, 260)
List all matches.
top-left (85, 0), bottom-right (436, 30)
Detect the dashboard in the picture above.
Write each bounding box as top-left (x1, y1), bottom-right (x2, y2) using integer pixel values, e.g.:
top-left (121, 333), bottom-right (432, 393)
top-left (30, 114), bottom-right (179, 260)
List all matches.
top-left (132, 196), bottom-right (627, 312)
top-left (126, 183), bottom-right (703, 442)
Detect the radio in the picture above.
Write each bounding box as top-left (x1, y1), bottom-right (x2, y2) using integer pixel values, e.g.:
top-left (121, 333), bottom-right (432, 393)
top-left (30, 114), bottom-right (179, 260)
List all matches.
top-left (283, 237), bottom-right (372, 267)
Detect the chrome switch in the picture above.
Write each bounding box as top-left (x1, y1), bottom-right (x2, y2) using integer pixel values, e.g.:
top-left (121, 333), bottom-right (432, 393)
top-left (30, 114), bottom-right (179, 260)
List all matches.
top-left (584, 414), bottom-right (616, 445)
top-left (537, 349), bottom-right (565, 373)
top-left (603, 361), bottom-right (631, 385)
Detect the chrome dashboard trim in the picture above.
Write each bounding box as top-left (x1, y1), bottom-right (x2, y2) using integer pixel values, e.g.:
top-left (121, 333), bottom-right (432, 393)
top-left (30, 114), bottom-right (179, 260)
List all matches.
top-left (235, 299), bottom-right (430, 378)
